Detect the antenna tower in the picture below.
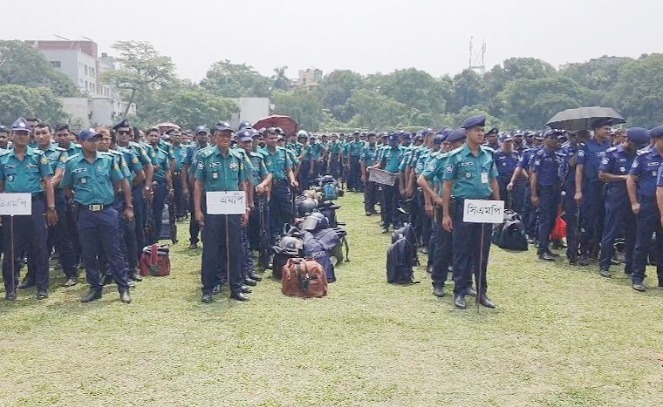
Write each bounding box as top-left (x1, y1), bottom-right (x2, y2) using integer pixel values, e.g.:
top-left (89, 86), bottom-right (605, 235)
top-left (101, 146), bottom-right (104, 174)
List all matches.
top-left (469, 37), bottom-right (486, 75)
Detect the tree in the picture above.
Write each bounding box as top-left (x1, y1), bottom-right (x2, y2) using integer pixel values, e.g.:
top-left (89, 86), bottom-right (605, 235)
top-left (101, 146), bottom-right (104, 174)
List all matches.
top-left (201, 60), bottom-right (272, 98)
top-left (315, 70), bottom-right (364, 122)
top-left (347, 89), bottom-right (408, 130)
top-left (447, 69), bottom-right (486, 113)
top-left (612, 53), bottom-right (663, 126)
top-left (137, 82), bottom-right (238, 130)
top-left (0, 84), bottom-right (70, 126)
top-left (271, 66), bottom-right (291, 91)
top-left (272, 89), bottom-right (325, 131)
top-left (0, 40), bottom-right (79, 96)
top-left (367, 68), bottom-right (449, 116)
top-left (101, 41), bottom-right (175, 117)
top-left (499, 76), bottom-right (589, 129)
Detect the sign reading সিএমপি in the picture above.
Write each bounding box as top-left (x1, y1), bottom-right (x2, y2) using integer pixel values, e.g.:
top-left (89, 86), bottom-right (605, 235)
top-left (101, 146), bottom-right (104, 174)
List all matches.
top-left (205, 191), bottom-right (247, 215)
top-left (0, 193), bottom-right (32, 216)
top-left (462, 199), bottom-right (504, 224)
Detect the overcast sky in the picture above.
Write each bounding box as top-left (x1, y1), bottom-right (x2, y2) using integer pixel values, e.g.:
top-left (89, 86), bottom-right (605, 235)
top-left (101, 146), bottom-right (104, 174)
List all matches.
top-left (3, 0), bottom-right (661, 81)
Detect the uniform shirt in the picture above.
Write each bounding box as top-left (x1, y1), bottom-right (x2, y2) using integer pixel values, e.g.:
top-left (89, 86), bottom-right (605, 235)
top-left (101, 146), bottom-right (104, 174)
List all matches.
top-left (158, 139), bottom-right (174, 159)
top-left (286, 142), bottom-right (303, 158)
top-left (232, 147), bottom-right (255, 178)
top-left (599, 145), bottom-right (634, 195)
top-left (380, 146), bottom-right (404, 173)
top-left (171, 145), bottom-right (187, 172)
top-left (629, 147), bottom-right (663, 198)
top-left (194, 146), bottom-right (248, 192)
top-left (531, 147), bottom-right (564, 187)
top-left (120, 147), bottom-right (143, 184)
top-left (284, 147), bottom-right (299, 167)
top-left (0, 147), bottom-right (53, 195)
top-left (348, 140), bottom-right (364, 157)
top-left (414, 148), bottom-right (433, 176)
top-left (107, 149), bottom-right (131, 180)
top-left (149, 146), bottom-right (171, 182)
top-left (442, 144), bottom-right (498, 199)
top-left (62, 143), bottom-right (82, 158)
top-left (360, 144), bottom-right (378, 167)
top-left (516, 147), bottom-right (538, 172)
top-left (309, 142), bottom-right (324, 161)
top-left (37, 142), bottom-right (68, 174)
top-left (183, 143), bottom-right (210, 169)
top-left (421, 151), bottom-right (448, 197)
top-left (577, 137), bottom-right (611, 183)
top-left (248, 151), bottom-right (269, 186)
top-left (61, 152), bottom-right (125, 205)
top-left (329, 141), bottom-right (342, 155)
top-left (399, 148), bottom-right (414, 173)
top-left (260, 146), bottom-right (292, 180)
top-left (494, 149), bottom-right (519, 179)
top-left (121, 142), bottom-right (152, 173)
top-left (561, 142), bottom-right (580, 188)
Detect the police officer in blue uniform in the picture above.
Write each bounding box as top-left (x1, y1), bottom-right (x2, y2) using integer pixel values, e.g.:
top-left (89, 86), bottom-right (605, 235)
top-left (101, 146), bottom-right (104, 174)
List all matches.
top-left (62, 128), bottom-right (134, 303)
top-left (182, 126), bottom-right (210, 249)
top-left (485, 128), bottom-right (500, 150)
top-left (597, 127), bottom-right (647, 277)
top-left (0, 118), bottom-right (58, 300)
top-left (33, 123), bottom-right (79, 286)
top-left (627, 125), bottom-right (663, 292)
top-left (495, 134), bottom-right (520, 210)
top-left (560, 131), bottom-right (585, 264)
top-left (530, 130), bottom-right (564, 261)
top-left (261, 127), bottom-right (298, 242)
top-left (575, 119), bottom-right (613, 265)
top-left (441, 116), bottom-right (499, 309)
top-left (194, 123), bottom-right (251, 303)
top-left (375, 133), bottom-right (404, 233)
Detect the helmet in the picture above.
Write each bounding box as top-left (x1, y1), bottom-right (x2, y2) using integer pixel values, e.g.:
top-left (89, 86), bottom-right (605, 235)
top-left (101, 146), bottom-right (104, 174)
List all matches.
top-left (298, 198), bottom-right (317, 217)
top-left (302, 212), bottom-right (328, 231)
top-left (279, 236), bottom-right (303, 256)
top-left (297, 130), bottom-right (308, 139)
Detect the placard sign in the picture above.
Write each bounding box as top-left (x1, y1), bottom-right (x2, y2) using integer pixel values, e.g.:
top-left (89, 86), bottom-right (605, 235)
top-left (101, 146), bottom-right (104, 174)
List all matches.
top-left (206, 191), bottom-right (247, 215)
top-left (462, 199), bottom-right (504, 224)
top-left (368, 168), bottom-right (397, 186)
top-left (0, 193), bottom-right (32, 216)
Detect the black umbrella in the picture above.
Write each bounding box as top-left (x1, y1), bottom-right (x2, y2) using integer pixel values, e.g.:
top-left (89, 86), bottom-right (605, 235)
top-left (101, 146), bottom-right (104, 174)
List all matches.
top-left (547, 106), bottom-right (625, 131)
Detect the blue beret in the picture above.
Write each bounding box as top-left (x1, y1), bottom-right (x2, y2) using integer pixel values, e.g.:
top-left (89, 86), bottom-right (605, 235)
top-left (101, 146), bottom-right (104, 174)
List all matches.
top-left (11, 118), bottom-right (31, 132)
top-left (112, 119), bottom-right (130, 130)
top-left (78, 128), bottom-right (101, 142)
top-left (626, 127), bottom-right (650, 145)
top-left (649, 126), bottom-right (663, 139)
top-left (460, 115), bottom-right (486, 129)
top-left (433, 134), bottom-right (446, 144)
top-left (486, 127), bottom-right (499, 135)
top-left (447, 128), bottom-right (466, 143)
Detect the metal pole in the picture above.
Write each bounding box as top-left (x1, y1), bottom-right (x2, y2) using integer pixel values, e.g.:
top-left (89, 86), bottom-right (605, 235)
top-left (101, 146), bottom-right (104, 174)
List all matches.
top-left (477, 222), bottom-right (485, 313)
top-left (10, 215), bottom-right (15, 298)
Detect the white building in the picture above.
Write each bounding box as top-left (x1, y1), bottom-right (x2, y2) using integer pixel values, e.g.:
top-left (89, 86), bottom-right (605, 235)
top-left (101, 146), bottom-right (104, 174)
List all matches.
top-left (230, 97), bottom-right (272, 129)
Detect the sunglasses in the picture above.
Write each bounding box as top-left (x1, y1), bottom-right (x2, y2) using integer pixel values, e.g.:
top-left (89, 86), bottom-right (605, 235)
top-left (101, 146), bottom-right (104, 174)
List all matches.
top-left (117, 130), bottom-right (131, 135)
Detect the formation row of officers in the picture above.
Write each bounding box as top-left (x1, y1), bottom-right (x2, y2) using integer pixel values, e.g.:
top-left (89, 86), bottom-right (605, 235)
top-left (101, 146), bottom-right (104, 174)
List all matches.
top-left (351, 117), bottom-right (663, 308)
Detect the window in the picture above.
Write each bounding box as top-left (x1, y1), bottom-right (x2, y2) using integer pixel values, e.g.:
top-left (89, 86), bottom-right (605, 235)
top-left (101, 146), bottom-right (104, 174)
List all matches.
top-left (50, 61), bottom-right (61, 68)
top-left (85, 81), bottom-right (88, 91)
top-left (84, 65), bottom-right (88, 75)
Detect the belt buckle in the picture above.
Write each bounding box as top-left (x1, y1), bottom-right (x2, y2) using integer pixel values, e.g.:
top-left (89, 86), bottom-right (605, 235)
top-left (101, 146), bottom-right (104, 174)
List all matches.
top-left (89, 204), bottom-right (102, 212)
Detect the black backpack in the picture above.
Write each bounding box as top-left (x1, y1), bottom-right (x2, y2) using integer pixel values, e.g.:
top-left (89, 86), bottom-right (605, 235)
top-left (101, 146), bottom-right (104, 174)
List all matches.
top-left (392, 223), bottom-right (419, 266)
top-left (492, 210), bottom-right (528, 251)
top-left (386, 237), bottom-right (415, 284)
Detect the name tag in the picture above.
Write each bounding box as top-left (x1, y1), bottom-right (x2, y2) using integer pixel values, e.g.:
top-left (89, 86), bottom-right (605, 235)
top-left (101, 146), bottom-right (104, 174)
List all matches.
top-left (481, 173), bottom-right (488, 184)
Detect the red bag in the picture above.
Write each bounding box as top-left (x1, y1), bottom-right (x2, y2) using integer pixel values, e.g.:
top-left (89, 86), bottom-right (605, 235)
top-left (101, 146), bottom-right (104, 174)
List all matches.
top-left (550, 215), bottom-right (567, 240)
top-left (281, 258), bottom-right (328, 298)
top-left (139, 244), bottom-right (171, 277)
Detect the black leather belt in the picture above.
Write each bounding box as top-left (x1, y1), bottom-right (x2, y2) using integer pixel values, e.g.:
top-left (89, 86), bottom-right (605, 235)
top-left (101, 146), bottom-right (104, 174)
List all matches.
top-left (80, 204), bottom-right (107, 212)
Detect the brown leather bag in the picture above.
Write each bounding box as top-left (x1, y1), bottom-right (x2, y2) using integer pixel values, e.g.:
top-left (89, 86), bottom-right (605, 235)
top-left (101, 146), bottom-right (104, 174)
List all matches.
top-left (281, 258), bottom-right (328, 298)
top-left (139, 244), bottom-right (171, 277)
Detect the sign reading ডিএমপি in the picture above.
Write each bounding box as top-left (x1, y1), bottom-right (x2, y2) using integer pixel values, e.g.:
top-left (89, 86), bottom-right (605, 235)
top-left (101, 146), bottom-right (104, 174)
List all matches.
top-left (462, 199), bottom-right (504, 224)
top-left (205, 191), bottom-right (247, 215)
top-left (0, 193), bottom-right (32, 216)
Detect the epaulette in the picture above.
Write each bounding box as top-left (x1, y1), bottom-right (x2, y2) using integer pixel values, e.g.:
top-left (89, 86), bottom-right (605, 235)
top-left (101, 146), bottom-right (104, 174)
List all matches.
top-left (199, 147), bottom-right (215, 158)
top-left (54, 146), bottom-right (67, 152)
top-left (605, 146), bottom-right (617, 153)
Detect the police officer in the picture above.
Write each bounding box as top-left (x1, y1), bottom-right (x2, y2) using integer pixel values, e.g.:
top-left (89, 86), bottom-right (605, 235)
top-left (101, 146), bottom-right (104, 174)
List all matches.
top-left (194, 123), bottom-right (251, 303)
top-left (182, 126), bottom-right (210, 249)
top-left (0, 125), bottom-right (9, 150)
top-left (419, 129), bottom-right (465, 297)
top-left (627, 125), bottom-right (663, 292)
top-left (597, 127), bottom-right (647, 277)
top-left (261, 127), bottom-right (298, 241)
top-left (115, 120), bottom-right (154, 262)
top-left (575, 119), bottom-right (613, 265)
top-left (495, 134), bottom-right (520, 210)
top-left (169, 128), bottom-right (188, 219)
top-left (145, 127), bottom-right (174, 244)
top-left (347, 131), bottom-right (364, 192)
top-left (530, 130), bottom-right (564, 261)
top-left (0, 118), bottom-right (57, 300)
top-left (328, 134), bottom-right (342, 179)
top-left (375, 133), bottom-right (404, 233)
top-left (296, 131), bottom-right (312, 190)
top-left (33, 123), bottom-right (79, 286)
top-left (441, 116), bottom-right (499, 309)
top-left (360, 132), bottom-right (379, 216)
top-left (485, 128), bottom-right (500, 150)
top-left (560, 131), bottom-right (585, 264)
top-left (62, 128), bottom-right (133, 303)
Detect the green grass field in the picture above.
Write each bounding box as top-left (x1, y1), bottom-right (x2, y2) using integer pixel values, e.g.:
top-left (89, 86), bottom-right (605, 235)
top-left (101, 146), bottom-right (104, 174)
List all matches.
top-left (1, 192), bottom-right (662, 406)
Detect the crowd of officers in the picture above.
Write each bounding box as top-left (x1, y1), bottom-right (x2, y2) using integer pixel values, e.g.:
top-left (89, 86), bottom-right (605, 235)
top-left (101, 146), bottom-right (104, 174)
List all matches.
top-left (3, 113), bottom-right (662, 306)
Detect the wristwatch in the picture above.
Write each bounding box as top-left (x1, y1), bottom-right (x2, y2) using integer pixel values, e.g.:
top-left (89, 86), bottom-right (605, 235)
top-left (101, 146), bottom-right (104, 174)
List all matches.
top-left (126, 205), bottom-right (134, 210)
top-left (47, 206), bottom-right (56, 211)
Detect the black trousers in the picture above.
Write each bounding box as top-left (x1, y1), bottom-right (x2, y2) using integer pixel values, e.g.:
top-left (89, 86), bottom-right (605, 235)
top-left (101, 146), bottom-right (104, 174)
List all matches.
top-left (201, 214), bottom-right (242, 294)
